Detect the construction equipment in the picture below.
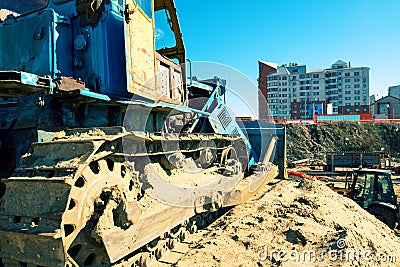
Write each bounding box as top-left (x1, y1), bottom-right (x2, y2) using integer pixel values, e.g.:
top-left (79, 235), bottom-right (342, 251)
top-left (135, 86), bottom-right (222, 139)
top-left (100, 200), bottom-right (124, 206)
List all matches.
top-left (0, 1), bottom-right (279, 266)
top-left (330, 168), bottom-right (398, 229)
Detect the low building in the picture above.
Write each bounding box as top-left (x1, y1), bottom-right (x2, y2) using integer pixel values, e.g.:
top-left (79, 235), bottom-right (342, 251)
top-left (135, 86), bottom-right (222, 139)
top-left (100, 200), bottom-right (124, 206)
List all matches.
top-left (371, 95), bottom-right (400, 119)
top-left (388, 85), bottom-right (400, 99)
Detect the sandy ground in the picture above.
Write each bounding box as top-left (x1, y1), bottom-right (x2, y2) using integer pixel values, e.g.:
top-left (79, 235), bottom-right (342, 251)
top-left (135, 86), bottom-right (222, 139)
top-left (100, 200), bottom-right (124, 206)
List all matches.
top-left (174, 179), bottom-right (400, 267)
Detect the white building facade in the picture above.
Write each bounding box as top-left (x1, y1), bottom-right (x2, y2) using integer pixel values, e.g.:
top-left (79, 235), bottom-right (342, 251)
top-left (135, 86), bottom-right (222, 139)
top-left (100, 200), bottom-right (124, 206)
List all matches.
top-left (265, 60), bottom-right (370, 119)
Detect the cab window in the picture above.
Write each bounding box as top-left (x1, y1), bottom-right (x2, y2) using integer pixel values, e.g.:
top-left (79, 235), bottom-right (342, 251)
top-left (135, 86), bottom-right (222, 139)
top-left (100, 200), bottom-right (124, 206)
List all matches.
top-left (137, 0), bottom-right (152, 18)
top-left (154, 9), bottom-right (176, 51)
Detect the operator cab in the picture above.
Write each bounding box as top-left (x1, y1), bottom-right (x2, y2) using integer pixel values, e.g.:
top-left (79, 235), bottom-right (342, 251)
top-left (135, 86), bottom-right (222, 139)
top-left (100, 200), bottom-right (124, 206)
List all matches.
top-left (349, 168), bottom-right (398, 228)
top-left (351, 168), bottom-right (397, 208)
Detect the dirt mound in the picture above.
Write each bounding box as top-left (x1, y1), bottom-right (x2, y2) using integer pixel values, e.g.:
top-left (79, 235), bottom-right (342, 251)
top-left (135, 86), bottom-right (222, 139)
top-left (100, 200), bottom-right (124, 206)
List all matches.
top-left (176, 179), bottom-right (400, 266)
top-left (286, 122), bottom-right (400, 162)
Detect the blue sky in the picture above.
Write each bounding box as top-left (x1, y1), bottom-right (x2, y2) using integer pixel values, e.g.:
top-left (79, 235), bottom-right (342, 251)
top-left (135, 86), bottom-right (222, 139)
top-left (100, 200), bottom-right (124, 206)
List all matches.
top-left (174, 0), bottom-right (400, 117)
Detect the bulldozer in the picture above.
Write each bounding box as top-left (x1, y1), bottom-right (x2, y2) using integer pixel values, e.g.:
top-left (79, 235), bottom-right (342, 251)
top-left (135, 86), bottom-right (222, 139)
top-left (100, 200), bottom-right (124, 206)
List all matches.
top-left (0, 0), bottom-right (279, 266)
top-left (329, 168), bottom-right (399, 229)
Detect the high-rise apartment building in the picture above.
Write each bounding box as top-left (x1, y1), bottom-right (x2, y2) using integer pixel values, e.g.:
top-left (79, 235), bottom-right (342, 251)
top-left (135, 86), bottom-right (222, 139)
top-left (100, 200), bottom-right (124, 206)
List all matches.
top-left (258, 61), bottom-right (277, 119)
top-left (258, 60), bottom-right (370, 120)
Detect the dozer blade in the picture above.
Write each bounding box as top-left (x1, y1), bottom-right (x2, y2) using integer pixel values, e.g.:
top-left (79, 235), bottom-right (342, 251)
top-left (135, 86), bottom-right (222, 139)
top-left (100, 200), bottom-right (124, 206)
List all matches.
top-left (223, 163), bottom-right (279, 206)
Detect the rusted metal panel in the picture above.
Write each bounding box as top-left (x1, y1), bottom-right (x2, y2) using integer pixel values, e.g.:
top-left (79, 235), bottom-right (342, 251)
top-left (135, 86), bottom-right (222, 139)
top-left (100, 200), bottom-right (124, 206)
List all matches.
top-left (156, 53), bottom-right (184, 104)
top-left (125, 0), bottom-right (157, 100)
top-left (57, 77), bottom-right (85, 92)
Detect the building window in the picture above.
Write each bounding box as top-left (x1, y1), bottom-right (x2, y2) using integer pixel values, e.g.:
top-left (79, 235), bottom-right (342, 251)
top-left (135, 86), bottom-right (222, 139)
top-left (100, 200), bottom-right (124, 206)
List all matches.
top-left (363, 84), bottom-right (366, 88)
top-left (354, 96), bottom-right (360, 100)
top-left (355, 102), bottom-right (360, 106)
top-left (355, 108), bottom-right (360, 112)
top-left (345, 73), bottom-right (350, 77)
top-left (354, 84), bottom-right (360, 88)
top-left (354, 90), bottom-right (360, 94)
top-left (313, 90), bottom-right (319, 94)
top-left (354, 78), bottom-right (360, 82)
top-left (345, 97), bottom-right (351, 100)
top-left (299, 74), bottom-right (305, 79)
top-left (313, 80), bottom-right (319, 84)
top-left (345, 85), bottom-right (351, 89)
top-left (282, 76), bottom-right (287, 80)
top-left (346, 108), bottom-right (351, 112)
top-left (293, 82), bottom-right (297, 85)
top-left (363, 90), bottom-right (367, 94)
top-left (354, 72), bottom-right (360, 76)
top-left (345, 91), bottom-right (351, 94)
top-left (345, 79), bottom-right (351, 83)
top-left (313, 74), bottom-right (319, 78)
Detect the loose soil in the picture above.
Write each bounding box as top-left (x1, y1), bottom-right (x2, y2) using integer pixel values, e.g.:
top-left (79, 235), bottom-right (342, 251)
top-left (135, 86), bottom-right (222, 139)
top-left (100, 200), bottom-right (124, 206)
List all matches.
top-left (286, 122), bottom-right (400, 163)
top-left (175, 179), bottom-right (400, 267)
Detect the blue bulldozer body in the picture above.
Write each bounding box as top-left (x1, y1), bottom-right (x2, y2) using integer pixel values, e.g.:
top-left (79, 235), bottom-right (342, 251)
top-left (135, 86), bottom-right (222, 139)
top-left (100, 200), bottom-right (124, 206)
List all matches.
top-left (0, 1), bottom-right (279, 266)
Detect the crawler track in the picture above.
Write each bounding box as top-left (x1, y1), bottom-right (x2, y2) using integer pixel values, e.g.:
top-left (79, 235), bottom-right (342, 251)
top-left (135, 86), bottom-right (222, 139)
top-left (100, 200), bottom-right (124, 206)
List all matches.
top-left (0, 128), bottom-right (278, 266)
top-left (115, 180), bottom-right (282, 267)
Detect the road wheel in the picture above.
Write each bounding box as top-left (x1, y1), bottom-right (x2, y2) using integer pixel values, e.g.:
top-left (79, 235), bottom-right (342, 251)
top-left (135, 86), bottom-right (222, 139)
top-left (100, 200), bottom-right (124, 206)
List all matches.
top-left (368, 205), bottom-right (396, 229)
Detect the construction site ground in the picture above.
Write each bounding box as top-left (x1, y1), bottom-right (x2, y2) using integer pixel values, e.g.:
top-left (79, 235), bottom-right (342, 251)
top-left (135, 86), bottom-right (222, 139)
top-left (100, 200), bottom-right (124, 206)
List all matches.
top-left (149, 176), bottom-right (400, 267)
